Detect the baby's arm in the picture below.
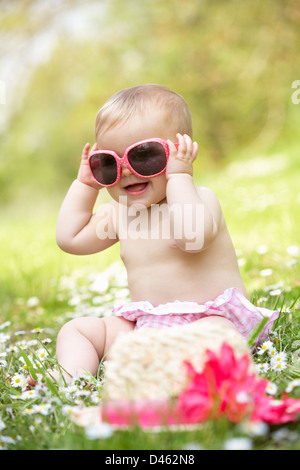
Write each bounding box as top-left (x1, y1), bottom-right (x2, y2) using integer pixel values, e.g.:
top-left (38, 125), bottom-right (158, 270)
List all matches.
top-left (166, 134), bottom-right (223, 252)
top-left (56, 143), bottom-right (118, 255)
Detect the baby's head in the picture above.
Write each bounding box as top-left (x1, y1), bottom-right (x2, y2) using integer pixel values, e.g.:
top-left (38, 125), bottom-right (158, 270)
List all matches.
top-left (93, 84), bottom-right (193, 207)
top-left (95, 84), bottom-right (193, 145)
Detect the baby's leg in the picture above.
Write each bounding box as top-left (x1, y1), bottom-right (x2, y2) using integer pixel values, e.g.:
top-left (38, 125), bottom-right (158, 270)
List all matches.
top-left (55, 316), bottom-right (135, 382)
top-left (29, 316), bottom-right (134, 385)
top-left (193, 315), bottom-right (241, 333)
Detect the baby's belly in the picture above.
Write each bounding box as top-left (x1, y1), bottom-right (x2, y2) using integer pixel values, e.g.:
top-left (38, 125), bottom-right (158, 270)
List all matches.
top-left (127, 267), bottom-right (247, 306)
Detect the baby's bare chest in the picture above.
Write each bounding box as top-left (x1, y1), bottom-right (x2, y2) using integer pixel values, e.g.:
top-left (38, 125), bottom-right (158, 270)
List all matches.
top-left (119, 236), bottom-right (178, 265)
top-left (117, 206), bottom-right (173, 240)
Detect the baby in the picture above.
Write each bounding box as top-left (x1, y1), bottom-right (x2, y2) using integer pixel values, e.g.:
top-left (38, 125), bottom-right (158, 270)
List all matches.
top-left (52, 84), bottom-right (277, 383)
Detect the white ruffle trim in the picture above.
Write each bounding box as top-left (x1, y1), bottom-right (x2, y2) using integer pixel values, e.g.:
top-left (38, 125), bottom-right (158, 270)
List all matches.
top-left (113, 288), bottom-right (244, 317)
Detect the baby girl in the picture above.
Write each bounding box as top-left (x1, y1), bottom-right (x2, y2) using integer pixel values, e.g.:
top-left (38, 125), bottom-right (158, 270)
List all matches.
top-left (52, 84), bottom-right (277, 383)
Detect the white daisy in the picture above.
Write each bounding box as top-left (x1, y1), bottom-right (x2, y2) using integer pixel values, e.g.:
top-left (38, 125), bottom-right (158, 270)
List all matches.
top-left (30, 327), bottom-right (44, 334)
top-left (286, 379), bottom-right (300, 393)
top-left (20, 389), bottom-right (38, 400)
top-left (255, 362), bottom-right (270, 374)
top-left (36, 348), bottom-right (48, 361)
top-left (266, 382), bottom-right (278, 395)
top-left (32, 403), bottom-right (52, 415)
top-left (271, 356), bottom-right (287, 372)
top-left (10, 373), bottom-right (27, 389)
top-left (257, 340), bottom-right (273, 355)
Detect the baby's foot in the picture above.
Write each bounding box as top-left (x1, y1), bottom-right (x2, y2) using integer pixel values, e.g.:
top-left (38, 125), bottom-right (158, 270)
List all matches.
top-left (27, 369), bottom-right (71, 388)
top-left (27, 374), bottom-right (40, 387)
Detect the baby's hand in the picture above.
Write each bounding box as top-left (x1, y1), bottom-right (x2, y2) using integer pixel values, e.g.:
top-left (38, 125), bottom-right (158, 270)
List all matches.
top-left (166, 134), bottom-right (198, 178)
top-left (77, 143), bottom-right (103, 190)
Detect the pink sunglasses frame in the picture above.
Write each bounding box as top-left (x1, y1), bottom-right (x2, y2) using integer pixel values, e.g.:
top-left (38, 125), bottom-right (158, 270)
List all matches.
top-left (88, 138), bottom-right (177, 187)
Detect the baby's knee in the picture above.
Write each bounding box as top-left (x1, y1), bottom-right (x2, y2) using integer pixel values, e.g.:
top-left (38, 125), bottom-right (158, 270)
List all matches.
top-left (57, 317), bottom-right (81, 335)
top-left (194, 315), bottom-right (239, 333)
top-left (57, 316), bottom-right (101, 339)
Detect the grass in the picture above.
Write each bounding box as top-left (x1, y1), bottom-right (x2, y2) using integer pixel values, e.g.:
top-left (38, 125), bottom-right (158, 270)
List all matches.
top-left (0, 148), bottom-right (300, 450)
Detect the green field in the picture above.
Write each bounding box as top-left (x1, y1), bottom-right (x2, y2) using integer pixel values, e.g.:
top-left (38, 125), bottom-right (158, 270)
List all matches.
top-left (1, 144), bottom-right (299, 450)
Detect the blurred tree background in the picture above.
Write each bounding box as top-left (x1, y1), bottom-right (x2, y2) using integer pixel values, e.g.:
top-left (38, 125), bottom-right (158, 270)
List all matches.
top-left (0, 0), bottom-right (299, 212)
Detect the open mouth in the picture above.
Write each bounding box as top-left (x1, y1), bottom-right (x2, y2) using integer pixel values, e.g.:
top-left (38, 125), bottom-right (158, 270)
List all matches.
top-left (123, 182), bottom-right (149, 195)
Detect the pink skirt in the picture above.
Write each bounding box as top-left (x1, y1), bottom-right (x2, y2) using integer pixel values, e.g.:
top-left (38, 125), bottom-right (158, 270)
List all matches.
top-left (113, 288), bottom-right (278, 345)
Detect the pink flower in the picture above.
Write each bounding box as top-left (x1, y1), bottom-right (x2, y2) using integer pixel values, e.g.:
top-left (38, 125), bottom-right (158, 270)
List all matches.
top-left (251, 394), bottom-right (300, 424)
top-left (178, 343), bottom-right (300, 425)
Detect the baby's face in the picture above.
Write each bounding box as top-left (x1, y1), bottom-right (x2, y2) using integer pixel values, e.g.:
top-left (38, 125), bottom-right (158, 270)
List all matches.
top-left (97, 110), bottom-right (177, 208)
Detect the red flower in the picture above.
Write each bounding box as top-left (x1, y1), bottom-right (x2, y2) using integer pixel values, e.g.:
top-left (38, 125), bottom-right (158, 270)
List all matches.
top-left (178, 343), bottom-right (300, 425)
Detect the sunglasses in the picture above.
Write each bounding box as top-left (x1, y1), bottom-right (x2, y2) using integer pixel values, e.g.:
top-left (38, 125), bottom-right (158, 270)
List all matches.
top-left (88, 138), bottom-right (177, 187)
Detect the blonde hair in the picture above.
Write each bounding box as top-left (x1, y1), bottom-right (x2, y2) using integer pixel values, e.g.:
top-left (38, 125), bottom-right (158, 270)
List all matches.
top-left (95, 84), bottom-right (193, 139)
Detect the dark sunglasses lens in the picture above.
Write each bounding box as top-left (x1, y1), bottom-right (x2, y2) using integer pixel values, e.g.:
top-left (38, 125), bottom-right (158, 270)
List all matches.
top-left (89, 153), bottom-right (118, 185)
top-left (127, 142), bottom-right (167, 176)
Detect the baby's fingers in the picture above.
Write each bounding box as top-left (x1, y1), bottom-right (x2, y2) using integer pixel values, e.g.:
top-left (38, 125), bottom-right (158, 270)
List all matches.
top-left (82, 143), bottom-right (91, 160)
top-left (90, 143), bottom-right (98, 153)
top-left (82, 143), bottom-right (98, 161)
top-left (167, 139), bottom-right (177, 154)
top-left (183, 134), bottom-right (194, 156)
top-left (176, 133), bottom-right (187, 154)
top-left (192, 141), bottom-right (199, 159)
